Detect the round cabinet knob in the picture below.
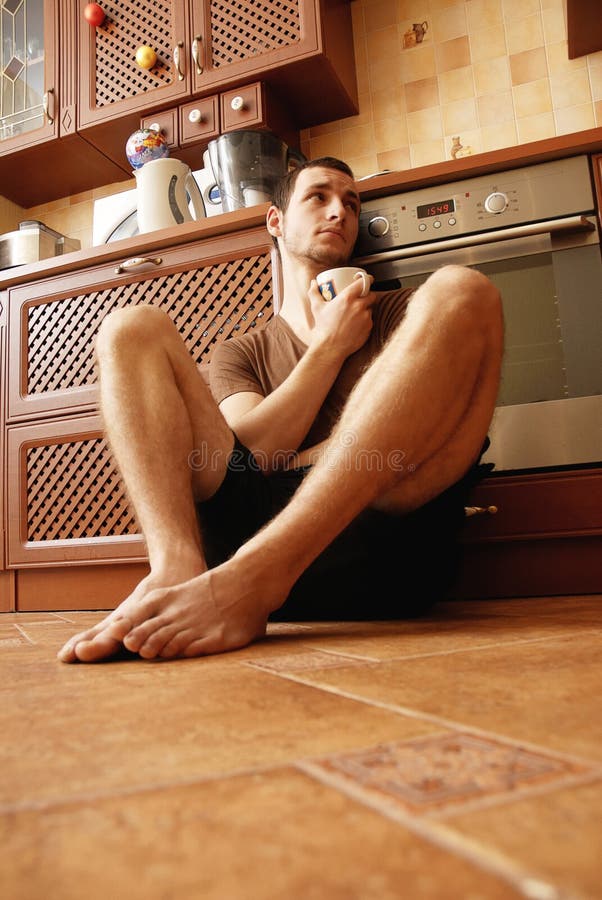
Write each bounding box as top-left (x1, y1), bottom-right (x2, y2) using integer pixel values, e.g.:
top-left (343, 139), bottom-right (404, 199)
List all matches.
top-left (230, 95), bottom-right (245, 111)
top-left (367, 215), bottom-right (390, 237)
top-left (484, 191), bottom-right (508, 214)
top-left (188, 108), bottom-right (203, 124)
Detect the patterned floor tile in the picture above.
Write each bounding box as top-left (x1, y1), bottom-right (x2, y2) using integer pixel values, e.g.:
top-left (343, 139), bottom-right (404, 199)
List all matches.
top-left (309, 732), bottom-right (591, 816)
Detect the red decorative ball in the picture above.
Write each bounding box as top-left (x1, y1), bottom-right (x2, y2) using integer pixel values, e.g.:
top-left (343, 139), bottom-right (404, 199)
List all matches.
top-left (84, 3), bottom-right (105, 27)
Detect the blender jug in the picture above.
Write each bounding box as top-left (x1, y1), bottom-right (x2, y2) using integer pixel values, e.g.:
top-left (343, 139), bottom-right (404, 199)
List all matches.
top-left (208, 130), bottom-right (305, 212)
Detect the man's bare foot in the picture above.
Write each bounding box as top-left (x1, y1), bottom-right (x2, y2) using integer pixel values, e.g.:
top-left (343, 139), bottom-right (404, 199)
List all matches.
top-left (57, 563), bottom-right (206, 663)
top-left (57, 554), bottom-right (287, 663)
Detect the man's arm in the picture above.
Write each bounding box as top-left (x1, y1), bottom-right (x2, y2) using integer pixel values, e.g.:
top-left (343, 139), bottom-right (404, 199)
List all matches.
top-left (219, 280), bottom-right (376, 469)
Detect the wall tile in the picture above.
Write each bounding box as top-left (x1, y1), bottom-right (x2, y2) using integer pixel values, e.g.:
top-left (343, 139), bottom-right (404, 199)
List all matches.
top-left (365, 0), bottom-right (398, 31)
top-left (502, 0), bottom-right (540, 19)
top-left (435, 35), bottom-right (471, 73)
top-left (516, 111), bottom-right (557, 143)
top-left (442, 97), bottom-right (478, 134)
top-left (474, 57), bottom-right (511, 95)
top-left (550, 69), bottom-right (592, 109)
top-left (555, 103), bottom-right (596, 135)
top-left (466, 0), bottom-right (503, 32)
top-left (371, 85), bottom-right (406, 120)
top-left (506, 13), bottom-right (544, 55)
top-left (438, 66), bottom-right (475, 103)
top-left (401, 44), bottom-right (437, 82)
top-left (477, 91), bottom-right (516, 127)
top-left (409, 138), bottom-right (445, 167)
top-left (513, 78), bottom-right (553, 118)
top-left (309, 131), bottom-right (344, 160)
top-left (589, 62), bottom-right (602, 102)
top-left (469, 24), bottom-right (507, 62)
top-left (377, 147), bottom-right (411, 172)
top-left (546, 41), bottom-right (587, 76)
top-left (510, 48), bottom-right (549, 87)
top-left (595, 100), bottom-right (602, 125)
top-left (480, 120), bottom-right (518, 151)
top-left (341, 124), bottom-right (376, 159)
top-left (406, 106), bottom-right (443, 142)
top-left (405, 76), bottom-right (440, 112)
top-left (542, 5), bottom-right (566, 45)
top-left (431, 4), bottom-right (467, 43)
top-left (374, 116), bottom-right (410, 152)
top-left (366, 25), bottom-right (400, 61)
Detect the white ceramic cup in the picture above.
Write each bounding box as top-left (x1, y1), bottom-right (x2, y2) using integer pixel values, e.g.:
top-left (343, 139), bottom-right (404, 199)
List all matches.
top-left (316, 266), bottom-right (372, 301)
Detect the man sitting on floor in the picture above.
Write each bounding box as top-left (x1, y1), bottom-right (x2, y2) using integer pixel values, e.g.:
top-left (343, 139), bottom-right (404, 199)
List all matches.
top-left (58, 156), bottom-right (503, 663)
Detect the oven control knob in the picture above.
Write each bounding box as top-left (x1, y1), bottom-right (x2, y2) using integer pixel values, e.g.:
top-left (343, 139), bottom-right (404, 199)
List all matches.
top-left (367, 215), bottom-right (390, 237)
top-left (484, 191), bottom-right (508, 214)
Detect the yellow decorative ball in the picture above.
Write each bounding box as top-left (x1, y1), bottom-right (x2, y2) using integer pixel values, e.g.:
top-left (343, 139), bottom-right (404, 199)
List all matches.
top-left (135, 46), bottom-right (157, 70)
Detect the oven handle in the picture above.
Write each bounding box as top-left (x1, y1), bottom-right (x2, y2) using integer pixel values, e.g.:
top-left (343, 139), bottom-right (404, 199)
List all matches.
top-left (354, 215), bottom-right (596, 266)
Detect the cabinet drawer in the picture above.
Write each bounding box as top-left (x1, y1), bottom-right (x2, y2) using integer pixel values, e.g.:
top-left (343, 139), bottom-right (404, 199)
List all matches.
top-left (221, 83), bottom-right (265, 131)
top-left (180, 96), bottom-right (219, 145)
top-left (141, 109), bottom-right (179, 149)
top-left (7, 228), bottom-right (278, 421)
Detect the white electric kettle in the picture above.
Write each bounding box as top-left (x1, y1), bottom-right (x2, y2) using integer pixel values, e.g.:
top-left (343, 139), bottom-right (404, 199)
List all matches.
top-left (135, 158), bottom-right (206, 233)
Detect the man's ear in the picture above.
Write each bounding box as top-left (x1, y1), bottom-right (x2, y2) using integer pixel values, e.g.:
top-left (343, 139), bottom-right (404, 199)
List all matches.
top-left (266, 205), bottom-right (283, 238)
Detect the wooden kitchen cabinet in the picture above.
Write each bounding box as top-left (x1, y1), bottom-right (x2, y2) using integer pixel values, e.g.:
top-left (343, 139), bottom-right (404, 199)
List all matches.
top-left (455, 468), bottom-right (602, 598)
top-left (78, 0), bottom-right (357, 171)
top-left (5, 225), bottom-right (279, 577)
top-left (0, 0), bottom-right (130, 207)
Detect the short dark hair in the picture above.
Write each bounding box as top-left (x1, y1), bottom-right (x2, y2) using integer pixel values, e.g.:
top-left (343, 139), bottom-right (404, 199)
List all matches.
top-left (271, 156), bottom-right (355, 214)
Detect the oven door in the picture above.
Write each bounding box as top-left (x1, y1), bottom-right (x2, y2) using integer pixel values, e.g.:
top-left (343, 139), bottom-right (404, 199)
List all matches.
top-left (355, 216), bottom-right (602, 472)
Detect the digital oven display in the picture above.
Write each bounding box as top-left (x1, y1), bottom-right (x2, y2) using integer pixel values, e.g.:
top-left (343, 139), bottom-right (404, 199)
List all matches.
top-left (416, 199), bottom-right (456, 219)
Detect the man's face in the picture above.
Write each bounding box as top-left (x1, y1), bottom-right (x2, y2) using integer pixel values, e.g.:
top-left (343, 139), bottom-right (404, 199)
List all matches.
top-left (278, 166), bottom-right (361, 268)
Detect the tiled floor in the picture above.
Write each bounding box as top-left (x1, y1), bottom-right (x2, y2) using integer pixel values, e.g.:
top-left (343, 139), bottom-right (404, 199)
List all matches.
top-left (1, 596), bottom-right (600, 899)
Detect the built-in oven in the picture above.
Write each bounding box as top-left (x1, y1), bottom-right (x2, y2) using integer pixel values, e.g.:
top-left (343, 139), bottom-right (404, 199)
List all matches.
top-left (353, 155), bottom-right (602, 473)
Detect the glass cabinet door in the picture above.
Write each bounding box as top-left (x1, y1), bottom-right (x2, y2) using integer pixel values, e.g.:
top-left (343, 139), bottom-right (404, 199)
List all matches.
top-left (1, 0), bottom-right (46, 142)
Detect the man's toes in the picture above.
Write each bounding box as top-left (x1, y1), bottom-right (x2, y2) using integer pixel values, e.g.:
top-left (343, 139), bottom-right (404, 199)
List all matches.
top-left (158, 629), bottom-right (198, 659)
top-left (71, 632), bottom-right (123, 663)
top-left (123, 619), bottom-right (171, 657)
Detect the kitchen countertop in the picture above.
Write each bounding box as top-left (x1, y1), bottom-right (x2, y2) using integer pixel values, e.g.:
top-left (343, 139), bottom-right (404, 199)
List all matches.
top-left (2, 126), bottom-right (602, 292)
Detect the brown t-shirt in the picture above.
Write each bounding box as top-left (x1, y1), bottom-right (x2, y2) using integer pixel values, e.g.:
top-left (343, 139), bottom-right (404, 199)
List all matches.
top-left (209, 287), bottom-right (414, 450)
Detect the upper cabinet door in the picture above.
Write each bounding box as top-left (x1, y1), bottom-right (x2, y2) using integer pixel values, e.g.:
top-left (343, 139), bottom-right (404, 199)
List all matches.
top-left (78, 0), bottom-right (190, 129)
top-left (0, 0), bottom-right (58, 154)
top-left (189, 0), bottom-right (318, 94)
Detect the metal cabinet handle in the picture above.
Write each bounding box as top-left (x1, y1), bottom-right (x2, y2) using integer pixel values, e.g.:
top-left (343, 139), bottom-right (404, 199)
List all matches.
top-left (43, 88), bottom-right (54, 125)
top-left (114, 256), bottom-right (162, 274)
top-left (173, 41), bottom-right (185, 80)
top-left (465, 505), bottom-right (498, 517)
top-left (192, 35), bottom-right (203, 75)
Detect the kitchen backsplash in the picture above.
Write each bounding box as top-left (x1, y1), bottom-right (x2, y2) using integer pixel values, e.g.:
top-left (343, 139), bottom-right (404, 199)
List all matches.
top-left (2, 0), bottom-right (601, 249)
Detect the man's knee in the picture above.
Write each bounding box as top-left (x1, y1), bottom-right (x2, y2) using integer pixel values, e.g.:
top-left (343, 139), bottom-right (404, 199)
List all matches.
top-left (423, 265), bottom-right (503, 337)
top-left (96, 305), bottom-right (174, 360)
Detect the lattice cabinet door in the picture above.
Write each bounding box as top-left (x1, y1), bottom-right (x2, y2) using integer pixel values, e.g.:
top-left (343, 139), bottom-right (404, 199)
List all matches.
top-left (6, 413), bottom-right (146, 566)
top-left (7, 227), bottom-right (278, 422)
top-left (78, 0), bottom-right (190, 131)
top-left (189, 0), bottom-right (318, 94)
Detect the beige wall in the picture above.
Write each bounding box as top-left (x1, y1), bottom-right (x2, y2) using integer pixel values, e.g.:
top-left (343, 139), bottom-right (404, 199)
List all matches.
top-left (300, 0), bottom-right (602, 177)
top-left (3, 0), bottom-right (602, 248)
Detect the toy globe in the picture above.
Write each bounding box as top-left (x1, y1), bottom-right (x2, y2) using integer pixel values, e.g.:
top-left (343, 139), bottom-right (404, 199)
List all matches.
top-left (125, 128), bottom-right (169, 170)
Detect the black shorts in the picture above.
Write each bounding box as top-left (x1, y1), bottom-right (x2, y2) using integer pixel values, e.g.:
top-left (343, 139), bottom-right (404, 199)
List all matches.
top-left (196, 439), bottom-right (478, 622)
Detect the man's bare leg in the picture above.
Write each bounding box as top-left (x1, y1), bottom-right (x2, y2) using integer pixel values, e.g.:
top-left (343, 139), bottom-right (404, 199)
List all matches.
top-left (90, 265), bottom-right (503, 660)
top-left (57, 305), bottom-right (236, 662)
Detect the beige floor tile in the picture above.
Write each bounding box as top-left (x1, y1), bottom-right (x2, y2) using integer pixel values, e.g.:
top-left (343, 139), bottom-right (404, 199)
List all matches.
top-left (0, 767), bottom-right (526, 900)
top-left (449, 779), bottom-right (602, 899)
top-left (287, 633), bottom-right (602, 763)
top-left (286, 599), bottom-right (602, 661)
top-left (0, 644), bottom-right (437, 809)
